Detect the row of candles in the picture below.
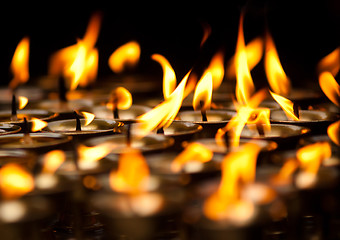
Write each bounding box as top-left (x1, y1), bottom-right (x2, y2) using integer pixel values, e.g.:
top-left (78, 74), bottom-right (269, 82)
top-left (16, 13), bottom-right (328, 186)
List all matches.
top-left (0, 11), bottom-right (339, 240)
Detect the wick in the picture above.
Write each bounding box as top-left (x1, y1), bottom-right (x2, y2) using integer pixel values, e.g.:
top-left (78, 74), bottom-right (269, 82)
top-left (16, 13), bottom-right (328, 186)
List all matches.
top-left (23, 117), bottom-right (33, 144)
top-left (112, 96), bottom-right (119, 119)
top-left (256, 122), bottom-right (265, 137)
top-left (11, 94), bottom-right (18, 121)
top-left (223, 131), bottom-right (231, 153)
top-left (199, 100), bottom-right (207, 122)
top-left (74, 111), bottom-right (82, 131)
top-left (126, 123), bottom-right (132, 147)
top-left (293, 102), bottom-right (300, 119)
top-left (157, 127), bottom-right (164, 134)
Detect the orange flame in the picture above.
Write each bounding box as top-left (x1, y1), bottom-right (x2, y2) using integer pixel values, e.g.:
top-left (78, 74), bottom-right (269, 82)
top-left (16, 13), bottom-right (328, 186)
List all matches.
top-left (328, 120), bottom-right (340, 146)
top-left (317, 47), bottom-right (340, 76)
top-left (78, 143), bottom-right (113, 163)
top-left (107, 87), bottom-right (133, 110)
top-left (81, 111), bottom-right (95, 126)
top-left (109, 149), bottom-right (149, 193)
top-left (200, 22), bottom-right (212, 47)
top-left (206, 50), bottom-right (225, 90)
top-left (269, 91), bottom-right (299, 121)
top-left (171, 143), bottom-right (213, 173)
top-left (31, 118), bottom-right (48, 132)
top-left (203, 143), bottom-right (261, 222)
top-left (193, 72), bottom-right (213, 111)
top-left (319, 71), bottom-right (340, 107)
top-left (0, 163), bottom-right (34, 199)
top-left (9, 37), bottom-right (30, 90)
top-left (18, 96), bottom-right (28, 110)
top-left (270, 158), bottom-right (299, 186)
top-left (108, 41), bottom-right (141, 73)
top-left (42, 150), bottom-right (66, 174)
top-left (264, 32), bottom-right (291, 96)
top-left (151, 54), bottom-right (176, 99)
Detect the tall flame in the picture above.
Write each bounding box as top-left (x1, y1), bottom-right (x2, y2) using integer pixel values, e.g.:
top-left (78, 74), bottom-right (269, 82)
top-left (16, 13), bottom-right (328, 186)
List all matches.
top-left (317, 47), bottom-right (340, 76)
top-left (151, 54), bottom-right (176, 99)
top-left (269, 91), bottom-right (299, 121)
top-left (108, 41), bottom-right (141, 73)
top-left (327, 120), bottom-right (340, 146)
top-left (0, 163), bottom-right (34, 200)
top-left (318, 71), bottom-right (340, 107)
top-left (9, 37), bottom-right (30, 90)
top-left (264, 32), bottom-right (291, 96)
top-left (42, 150), bottom-right (66, 174)
top-left (193, 72), bottom-right (213, 111)
top-left (206, 50), bottom-right (225, 90)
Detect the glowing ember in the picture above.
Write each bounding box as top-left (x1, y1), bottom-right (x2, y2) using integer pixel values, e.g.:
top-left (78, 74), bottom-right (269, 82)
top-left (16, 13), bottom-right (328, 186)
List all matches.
top-left (108, 41), bottom-right (141, 73)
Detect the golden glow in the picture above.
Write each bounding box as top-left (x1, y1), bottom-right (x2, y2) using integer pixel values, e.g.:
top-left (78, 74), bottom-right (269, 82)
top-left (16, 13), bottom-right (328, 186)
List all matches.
top-left (264, 32), bottom-right (291, 96)
top-left (328, 120), bottom-right (340, 146)
top-left (151, 54), bottom-right (176, 99)
top-left (9, 37), bottom-right (30, 90)
top-left (269, 91), bottom-right (299, 121)
top-left (203, 143), bottom-right (261, 222)
top-left (42, 150), bottom-right (65, 174)
top-left (171, 142), bottom-right (213, 173)
top-left (81, 111), bottom-right (95, 126)
top-left (78, 143), bottom-right (113, 164)
top-left (317, 47), bottom-right (340, 76)
top-left (206, 50), bottom-right (225, 90)
top-left (319, 71), bottom-right (340, 107)
top-left (0, 163), bottom-right (34, 200)
top-left (200, 23), bottom-right (212, 47)
top-left (18, 96), bottom-right (28, 110)
top-left (270, 159), bottom-right (299, 186)
top-left (109, 149), bottom-right (149, 193)
top-left (31, 118), bottom-right (48, 132)
top-left (107, 87), bottom-right (133, 110)
top-left (193, 72), bottom-right (213, 111)
top-left (108, 41), bottom-right (141, 73)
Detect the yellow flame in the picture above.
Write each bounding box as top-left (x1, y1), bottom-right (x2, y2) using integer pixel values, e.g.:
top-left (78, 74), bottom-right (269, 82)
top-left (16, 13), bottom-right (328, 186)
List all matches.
top-left (108, 41), bottom-right (141, 73)
top-left (80, 111), bottom-right (95, 126)
top-left (319, 71), bottom-right (340, 107)
top-left (206, 50), bottom-right (225, 90)
top-left (78, 143), bottom-right (113, 164)
top-left (203, 143), bottom-right (261, 221)
top-left (31, 118), bottom-right (48, 132)
top-left (109, 149), bottom-right (149, 193)
top-left (269, 91), bottom-right (299, 121)
top-left (151, 54), bottom-right (176, 99)
top-left (171, 143), bottom-right (213, 173)
top-left (264, 32), bottom-right (291, 96)
top-left (317, 47), bottom-right (340, 76)
top-left (270, 158), bottom-right (299, 186)
top-left (18, 96), bottom-right (28, 110)
top-left (0, 163), bottom-right (34, 200)
top-left (9, 37), bottom-right (30, 90)
top-left (106, 87), bottom-right (133, 111)
top-left (328, 120), bottom-right (340, 146)
top-left (200, 22), bottom-right (212, 47)
top-left (193, 72), bottom-right (213, 111)
top-left (42, 150), bottom-right (66, 174)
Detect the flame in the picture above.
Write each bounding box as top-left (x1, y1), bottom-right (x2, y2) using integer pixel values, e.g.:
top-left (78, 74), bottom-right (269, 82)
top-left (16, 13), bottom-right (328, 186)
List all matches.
top-left (200, 22), bottom-right (212, 47)
top-left (269, 91), bottom-right (299, 121)
top-left (151, 54), bottom-right (176, 99)
top-left (328, 120), bottom-right (340, 146)
top-left (42, 150), bottom-right (66, 174)
top-left (108, 41), bottom-right (141, 73)
top-left (171, 143), bottom-right (213, 173)
top-left (193, 72), bottom-right (213, 111)
top-left (107, 87), bottom-right (133, 110)
top-left (31, 118), bottom-right (48, 132)
top-left (136, 71), bottom-right (190, 137)
top-left (81, 111), bottom-right (95, 126)
top-left (206, 50), bottom-right (225, 90)
top-left (109, 149), bottom-right (149, 193)
top-left (319, 71), bottom-right (340, 107)
top-left (78, 143), bottom-right (113, 164)
top-left (18, 96), bottom-right (28, 110)
top-left (264, 32), bottom-right (291, 96)
top-left (317, 47), bottom-right (340, 76)
top-left (227, 37), bottom-right (263, 80)
top-left (203, 143), bottom-right (261, 222)
top-left (270, 158), bottom-right (299, 186)
top-left (0, 163), bottom-right (34, 199)
top-left (9, 37), bottom-right (30, 90)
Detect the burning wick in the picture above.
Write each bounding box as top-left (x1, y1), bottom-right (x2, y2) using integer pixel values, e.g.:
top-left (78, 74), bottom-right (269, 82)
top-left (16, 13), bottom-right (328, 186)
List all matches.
top-left (156, 127), bottom-right (164, 134)
top-left (74, 111), bottom-right (82, 131)
top-left (22, 117), bottom-right (33, 144)
top-left (126, 123), bottom-right (132, 147)
top-left (256, 122), bottom-right (265, 137)
top-left (11, 94), bottom-right (18, 121)
top-left (199, 100), bottom-right (207, 121)
top-left (293, 102), bottom-right (300, 119)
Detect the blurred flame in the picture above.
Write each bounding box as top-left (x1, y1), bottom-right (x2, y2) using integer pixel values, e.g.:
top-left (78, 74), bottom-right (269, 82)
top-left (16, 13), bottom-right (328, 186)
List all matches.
top-left (151, 54), bottom-right (176, 99)
top-left (108, 41), bottom-right (141, 73)
top-left (9, 37), bottom-right (30, 90)
top-left (171, 143), bottom-right (213, 173)
top-left (136, 71), bottom-right (190, 137)
top-left (264, 32), bottom-right (291, 96)
top-left (42, 150), bottom-right (65, 174)
top-left (78, 143), bottom-right (113, 164)
top-left (193, 72), bottom-right (213, 111)
top-left (0, 163), bottom-right (34, 200)
top-left (110, 149), bottom-right (149, 193)
top-left (227, 37), bottom-right (263, 80)
top-left (270, 159), bottom-right (299, 186)
top-left (269, 91), bottom-right (299, 121)
top-left (328, 120), bottom-right (340, 146)
top-left (18, 96), bottom-right (28, 110)
top-left (317, 47), bottom-right (340, 76)
top-left (206, 50), bottom-right (225, 90)
top-left (81, 111), bottom-right (95, 126)
top-left (31, 118), bottom-right (48, 132)
top-left (200, 22), bottom-right (212, 47)
top-left (319, 71), bottom-right (340, 107)
top-left (203, 143), bottom-right (261, 222)
top-left (107, 87), bottom-right (133, 110)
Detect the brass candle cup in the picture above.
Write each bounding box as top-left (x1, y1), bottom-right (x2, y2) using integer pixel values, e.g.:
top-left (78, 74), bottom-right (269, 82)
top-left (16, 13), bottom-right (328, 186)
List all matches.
top-left (0, 149), bottom-right (35, 169)
top-left (0, 123), bottom-right (21, 135)
top-left (0, 86), bottom-right (45, 109)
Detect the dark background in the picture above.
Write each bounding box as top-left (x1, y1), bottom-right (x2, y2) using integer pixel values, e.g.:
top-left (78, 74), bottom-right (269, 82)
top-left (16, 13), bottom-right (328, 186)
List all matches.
top-left (0, 0), bottom-right (339, 89)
